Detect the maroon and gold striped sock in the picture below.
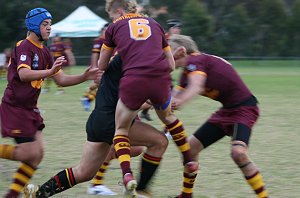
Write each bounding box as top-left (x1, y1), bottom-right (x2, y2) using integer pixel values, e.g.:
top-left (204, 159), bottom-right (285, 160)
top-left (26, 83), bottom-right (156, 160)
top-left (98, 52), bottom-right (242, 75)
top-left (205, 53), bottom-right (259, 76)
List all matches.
top-left (5, 162), bottom-right (36, 197)
top-left (245, 171), bottom-right (269, 198)
top-left (136, 153), bottom-right (162, 190)
top-left (0, 144), bottom-right (15, 160)
top-left (166, 119), bottom-right (192, 164)
top-left (37, 168), bottom-right (76, 197)
top-left (113, 135), bottom-right (132, 175)
top-left (180, 172), bottom-right (197, 198)
top-left (90, 161), bottom-right (110, 186)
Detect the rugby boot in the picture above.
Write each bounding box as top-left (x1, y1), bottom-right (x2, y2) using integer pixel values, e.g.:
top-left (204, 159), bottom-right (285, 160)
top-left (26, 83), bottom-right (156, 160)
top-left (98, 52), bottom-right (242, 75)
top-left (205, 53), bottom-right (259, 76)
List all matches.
top-left (123, 173), bottom-right (137, 198)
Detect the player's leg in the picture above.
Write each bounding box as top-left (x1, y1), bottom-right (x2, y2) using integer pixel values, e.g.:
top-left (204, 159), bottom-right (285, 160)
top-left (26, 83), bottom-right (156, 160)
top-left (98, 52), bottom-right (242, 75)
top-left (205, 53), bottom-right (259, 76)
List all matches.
top-left (174, 122), bottom-right (225, 198)
top-left (81, 83), bottom-right (98, 111)
top-left (155, 103), bottom-right (197, 173)
top-left (35, 141), bottom-right (111, 197)
top-left (2, 132), bottom-right (44, 198)
top-left (139, 107), bottom-right (152, 121)
top-left (130, 120), bottom-right (169, 195)
top-left (88, 145), bottom-right (143, 196)
top-left (231, 123), bottom-right (269, 198)
top-left (113, 99), bottom-right (139, 194)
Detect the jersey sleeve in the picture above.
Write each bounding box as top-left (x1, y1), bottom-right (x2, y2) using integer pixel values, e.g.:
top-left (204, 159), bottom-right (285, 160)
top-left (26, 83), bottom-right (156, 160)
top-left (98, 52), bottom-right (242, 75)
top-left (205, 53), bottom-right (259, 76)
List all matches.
top-left (16, 43), bottom-right (33, 71)
top-left (103, 25), bottom-right (116, 50)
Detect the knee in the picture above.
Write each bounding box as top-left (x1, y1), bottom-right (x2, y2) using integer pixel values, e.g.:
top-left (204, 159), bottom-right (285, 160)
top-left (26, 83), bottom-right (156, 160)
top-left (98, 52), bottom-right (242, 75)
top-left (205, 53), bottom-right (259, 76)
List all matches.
top-left (230, 146), bottom-right (248, 164)
top-left (153, 135), bottom-right (169, 151)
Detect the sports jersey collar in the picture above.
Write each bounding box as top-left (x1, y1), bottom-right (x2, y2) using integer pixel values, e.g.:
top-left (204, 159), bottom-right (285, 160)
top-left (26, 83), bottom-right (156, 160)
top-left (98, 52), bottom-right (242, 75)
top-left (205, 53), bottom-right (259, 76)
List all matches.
top-left (27, 37), bottom-right (44, 49)
top-left (114, 13), bottom-right (144, 23)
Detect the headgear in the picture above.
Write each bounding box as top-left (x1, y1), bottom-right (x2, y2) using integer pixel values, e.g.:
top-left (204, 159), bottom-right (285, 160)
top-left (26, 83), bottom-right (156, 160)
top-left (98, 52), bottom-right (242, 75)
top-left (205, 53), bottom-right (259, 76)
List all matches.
top-left (166, 19), bottom-right (182, 29)
top-left (25, 8), bottom-right (52, 35)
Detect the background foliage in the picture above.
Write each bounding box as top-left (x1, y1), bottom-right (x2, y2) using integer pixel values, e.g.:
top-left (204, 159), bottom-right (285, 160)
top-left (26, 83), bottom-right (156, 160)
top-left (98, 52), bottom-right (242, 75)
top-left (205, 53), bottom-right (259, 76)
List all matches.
top-left (0, 0), bottom-right (300, 60)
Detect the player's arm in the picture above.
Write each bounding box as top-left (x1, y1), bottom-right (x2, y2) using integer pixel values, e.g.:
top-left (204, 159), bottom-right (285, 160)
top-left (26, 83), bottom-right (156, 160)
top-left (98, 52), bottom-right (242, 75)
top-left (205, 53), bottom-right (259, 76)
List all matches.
top-left (172, 73), bottom-right (206, 109)
top-left (18, 56), bottom-right (65, 82)
top-left (53, 66), bottom-right (102, 87)
top-left (164, 46), bottom-right (175, 71)
top-left (90, 52), bottom-right (100, 68)
top-left (98, 44), bottom-right (113, 71)
top-left (64, 49), bottom-right (76, 66)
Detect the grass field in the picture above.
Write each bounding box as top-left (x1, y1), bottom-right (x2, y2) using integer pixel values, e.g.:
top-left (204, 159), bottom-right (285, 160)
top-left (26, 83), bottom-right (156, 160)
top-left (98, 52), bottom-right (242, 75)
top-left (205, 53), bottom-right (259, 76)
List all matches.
top-left (0, 60), bottom-right (300, 197)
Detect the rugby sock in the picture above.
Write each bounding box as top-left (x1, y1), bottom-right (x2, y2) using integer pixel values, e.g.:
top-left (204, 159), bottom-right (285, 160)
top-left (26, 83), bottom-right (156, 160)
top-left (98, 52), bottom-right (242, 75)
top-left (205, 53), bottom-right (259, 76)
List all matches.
top-left (179, 172), bottom-right (197, 198)
top-left (245, 171), bottom-right (269, 198)
top-left (90, 161), bottom-right (110, 186)
top-left (0, 144), bottom-right (15, 160)
top-left (113, 135), bottom-right (132, 175)
top-left (166, 119), bottom-right (192, 164)
top-left (5, 163), bottom-right (36, 198)
top-left (136, 153), bottom-right (162, 190)
top-left (36, 168), bottom-right (76, 197)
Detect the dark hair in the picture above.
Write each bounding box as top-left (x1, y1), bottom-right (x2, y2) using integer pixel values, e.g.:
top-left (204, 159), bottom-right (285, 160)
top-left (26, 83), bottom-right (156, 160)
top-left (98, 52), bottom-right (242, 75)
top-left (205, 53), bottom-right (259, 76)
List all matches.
top-left (166, 19), bottom-right (182, 29)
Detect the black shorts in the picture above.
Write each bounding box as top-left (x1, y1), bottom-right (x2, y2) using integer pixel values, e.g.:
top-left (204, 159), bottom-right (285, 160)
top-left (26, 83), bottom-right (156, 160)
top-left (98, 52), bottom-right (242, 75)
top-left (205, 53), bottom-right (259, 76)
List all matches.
top-left (193, 122), bottom-right (251, 148)
top-left (86, 109), bottom-right (115, 145)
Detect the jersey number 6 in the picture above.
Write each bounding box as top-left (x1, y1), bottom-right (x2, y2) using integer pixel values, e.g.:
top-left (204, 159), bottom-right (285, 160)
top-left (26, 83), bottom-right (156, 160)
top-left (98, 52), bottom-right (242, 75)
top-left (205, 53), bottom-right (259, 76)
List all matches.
top-left (128, 19), bottom-right (151, 40)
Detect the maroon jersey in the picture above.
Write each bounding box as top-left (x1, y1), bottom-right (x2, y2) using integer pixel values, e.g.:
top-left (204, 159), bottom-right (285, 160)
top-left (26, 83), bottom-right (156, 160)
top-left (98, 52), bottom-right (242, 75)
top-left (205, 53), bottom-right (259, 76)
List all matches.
top-left (49, 42), bottom-right (66, 59)
top-left (178, 53), bottom-right (252, 107)
top-left (103, 14), bottom-right (171, 77)
top-left (92, 37), bottom-right (105, 54)
top-left (2, 38), bottom-right (53, 109)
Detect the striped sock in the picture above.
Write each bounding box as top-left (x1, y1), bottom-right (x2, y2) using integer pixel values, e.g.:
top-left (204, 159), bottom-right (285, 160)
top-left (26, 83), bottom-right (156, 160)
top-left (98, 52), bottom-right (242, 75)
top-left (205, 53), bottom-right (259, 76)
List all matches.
top-left (245, 171), bottom-right (269, 198)
top-left (5, 163), bottom-right (36, 197)
top-left (166, 119), bottom-right (192, 164)
top-left (180, 172), bottom-right (197, 198)
top-left (37, 168), bottom-right (76, 197)
top-left (136, 153), bottom-right (162, 190)
top-left (90, 161), bottom-right (110, 186)
top-left (0, 144), bottom-right (15, 160)
top-left (113, 135), bottom-right (132, 175)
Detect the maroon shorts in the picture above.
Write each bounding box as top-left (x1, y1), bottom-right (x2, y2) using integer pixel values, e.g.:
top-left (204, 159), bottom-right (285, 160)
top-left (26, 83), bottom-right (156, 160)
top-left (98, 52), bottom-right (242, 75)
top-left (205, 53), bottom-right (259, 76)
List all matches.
top-left (119, 75), bottom-right (171, 110)
top-left (0, 102), bottom-right (45, 138)
top-left (208, 105), bottom-right (259, 136)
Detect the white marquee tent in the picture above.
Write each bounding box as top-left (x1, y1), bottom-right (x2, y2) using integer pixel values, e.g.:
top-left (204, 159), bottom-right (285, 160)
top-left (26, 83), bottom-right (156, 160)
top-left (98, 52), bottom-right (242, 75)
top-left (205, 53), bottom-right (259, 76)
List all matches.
top-left (50, 6), bottom-right (108, 37)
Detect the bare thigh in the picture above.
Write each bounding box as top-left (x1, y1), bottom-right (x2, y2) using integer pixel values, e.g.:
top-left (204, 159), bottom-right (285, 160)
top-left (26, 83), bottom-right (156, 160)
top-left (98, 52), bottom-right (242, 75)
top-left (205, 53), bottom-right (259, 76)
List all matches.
top-left (115, 99), bottom-right (139, 135)
top-left (130, 121), bottom-right (168, 157)
top-left (14, 132), bottom-right (44, 166)
top-left (72, 141), bottom-right (111, 183)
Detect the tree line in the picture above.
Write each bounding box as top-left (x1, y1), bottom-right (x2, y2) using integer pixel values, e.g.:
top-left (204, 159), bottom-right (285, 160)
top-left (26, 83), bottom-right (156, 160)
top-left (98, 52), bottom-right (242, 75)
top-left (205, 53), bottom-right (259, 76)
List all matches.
top-left (0, 0), bottom-right (299, 58)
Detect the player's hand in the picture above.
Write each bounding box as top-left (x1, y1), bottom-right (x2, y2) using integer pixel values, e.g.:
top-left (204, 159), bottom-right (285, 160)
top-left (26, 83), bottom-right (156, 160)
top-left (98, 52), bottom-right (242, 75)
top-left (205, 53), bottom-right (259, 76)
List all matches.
top-left (50, 56), bottom-right (66, 75)
top-left (171, 98), bottom-right (182, 110)
top-left (83, 66), bottom-right (104, 81)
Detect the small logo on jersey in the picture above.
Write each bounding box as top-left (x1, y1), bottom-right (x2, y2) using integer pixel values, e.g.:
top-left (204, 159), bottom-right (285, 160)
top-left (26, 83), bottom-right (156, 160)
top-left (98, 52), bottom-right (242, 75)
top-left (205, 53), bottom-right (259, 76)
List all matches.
top-left (187, 64), bottom-right (197, 71)
top-left (11, 129), bottom-right (21, 134)
top-left (20, 55), bottom-right (27, 61)
top-left (32, 54), bottom-right (39, 69)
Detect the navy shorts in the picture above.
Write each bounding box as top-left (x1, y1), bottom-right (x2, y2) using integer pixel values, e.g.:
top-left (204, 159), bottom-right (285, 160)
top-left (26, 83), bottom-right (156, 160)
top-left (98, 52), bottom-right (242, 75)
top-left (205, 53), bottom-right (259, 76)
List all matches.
top-left (86, 109), bottom-right (115, 145)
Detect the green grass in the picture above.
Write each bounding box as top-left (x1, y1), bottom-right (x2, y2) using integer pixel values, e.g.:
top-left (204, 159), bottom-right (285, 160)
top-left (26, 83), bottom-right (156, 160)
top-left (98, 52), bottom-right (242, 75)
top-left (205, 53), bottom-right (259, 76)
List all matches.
top-left (0, 60), bottom-right (300, 197)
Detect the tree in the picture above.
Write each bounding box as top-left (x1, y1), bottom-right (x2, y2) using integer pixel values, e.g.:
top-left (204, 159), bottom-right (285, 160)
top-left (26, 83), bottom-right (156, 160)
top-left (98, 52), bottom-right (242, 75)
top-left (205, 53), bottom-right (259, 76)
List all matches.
top-left (289, 0), bottom-right (300, 55)
top-left (218, 4), bottom-right (254, 56)
top-left (254, 0), bottom-right (289, 56)
top-left (181, 0), bottom-right (213, 52)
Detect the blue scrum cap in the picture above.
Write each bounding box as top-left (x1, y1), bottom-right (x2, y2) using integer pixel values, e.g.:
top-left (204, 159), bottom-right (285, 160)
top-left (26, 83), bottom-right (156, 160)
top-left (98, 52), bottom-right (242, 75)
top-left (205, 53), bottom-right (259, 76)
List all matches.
top-left (25, 8), bottom-right (52, 35)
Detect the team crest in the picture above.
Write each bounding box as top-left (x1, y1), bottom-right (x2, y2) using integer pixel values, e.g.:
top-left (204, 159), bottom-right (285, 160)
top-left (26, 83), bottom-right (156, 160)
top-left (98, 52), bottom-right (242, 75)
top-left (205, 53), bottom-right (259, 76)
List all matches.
top-left (32, 54), bottom-right (39, 70)
top-left (20, 55), bottom-right (27, 61)
top-left (187, 64), bottom-right (197, 71)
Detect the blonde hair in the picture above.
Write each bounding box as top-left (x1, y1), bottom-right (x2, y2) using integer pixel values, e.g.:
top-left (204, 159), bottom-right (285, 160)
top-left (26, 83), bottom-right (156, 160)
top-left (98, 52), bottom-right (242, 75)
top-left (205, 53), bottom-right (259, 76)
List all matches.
top-left (168, 34), bottom-right (199, 54)
top-left (106, 0), bottom-right (138, 13)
